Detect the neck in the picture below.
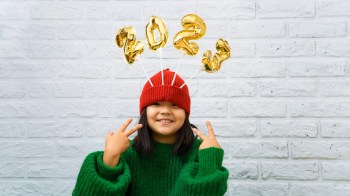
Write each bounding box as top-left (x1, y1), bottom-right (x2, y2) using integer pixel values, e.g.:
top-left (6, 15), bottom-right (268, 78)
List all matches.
top-left (152, 133), bottom-right (179, 144)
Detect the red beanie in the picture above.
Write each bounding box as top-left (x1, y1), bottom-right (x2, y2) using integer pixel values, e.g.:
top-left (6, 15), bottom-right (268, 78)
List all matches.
top-left (139, 69), bottom-right (191, 115)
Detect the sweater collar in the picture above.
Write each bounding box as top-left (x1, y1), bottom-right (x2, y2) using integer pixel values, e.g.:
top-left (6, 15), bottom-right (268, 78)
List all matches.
top-left (151, 140), bottom-right (175, 154)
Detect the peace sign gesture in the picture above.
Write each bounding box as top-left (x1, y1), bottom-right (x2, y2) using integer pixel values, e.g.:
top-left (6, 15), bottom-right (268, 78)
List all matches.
top-left (103, 118), bottom-right (142, 167)
top-left (192, 121), bottom-right (221, 150)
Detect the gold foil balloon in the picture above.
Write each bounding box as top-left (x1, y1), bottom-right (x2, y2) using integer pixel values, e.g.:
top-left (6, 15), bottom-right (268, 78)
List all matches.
top-left (115, 26), bottom-right (145, 64)
top-left (173, 14), bottom-right (206, 56)
top-left (146, 16), bottom-right (168, 51)
top-left (202, 39), bottom-right (231, 73)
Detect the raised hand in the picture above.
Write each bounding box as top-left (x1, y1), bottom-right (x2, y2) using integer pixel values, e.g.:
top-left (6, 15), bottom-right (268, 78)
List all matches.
top-left (192, 121), bottom-right (221, 150)
top-left (103, 118), bottom-right (142, 167)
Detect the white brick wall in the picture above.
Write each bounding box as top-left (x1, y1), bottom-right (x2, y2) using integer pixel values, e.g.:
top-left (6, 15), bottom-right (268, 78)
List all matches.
top-left (0, 0), bottom-right (350, 195)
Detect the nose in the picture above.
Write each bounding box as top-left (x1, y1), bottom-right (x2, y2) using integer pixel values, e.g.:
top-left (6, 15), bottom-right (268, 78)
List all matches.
top-left (159, 105), bottom-right (171, 115)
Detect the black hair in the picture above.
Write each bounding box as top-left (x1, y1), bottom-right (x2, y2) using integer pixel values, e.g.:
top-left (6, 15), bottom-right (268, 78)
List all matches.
top-left (133, 108), bottom-right (196, 155)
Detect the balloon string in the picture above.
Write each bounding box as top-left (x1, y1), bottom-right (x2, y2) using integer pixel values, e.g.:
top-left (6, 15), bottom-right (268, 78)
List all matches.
top-left (171, 51), bottom-right (184, 85)
top-left (136, 56), bottom-right (153, 87)
top-left (180, 67), bottom-right (202, 89)
top-left (158, 48), bottom-right (164, 85)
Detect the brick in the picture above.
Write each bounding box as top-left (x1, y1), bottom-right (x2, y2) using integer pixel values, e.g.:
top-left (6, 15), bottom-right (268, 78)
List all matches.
top-left (84, 82), bottom-right (113, 98)
top-left (112, 81), bottom-right (141, 99)
top-left (0, 41), bottom-right (27, 58)
top-left (229, 182), bottom-right (289, 196)
top-left (260, 80), bottom-right (316, 97)
top-left (57, 141), bottom-right (103, 158)
top-left (0, 181), bottom-right (53, 195)
top-left (53, 181), bottom-right (75, 196)
top-left (0, 82), bottom-right (27, 98)
top-left (289, 21), bottom-right (346, 38)
top-left (199, 1), bottom-right (255, 19)
top-left (190, 119), bottom-right (257, 138)
top-left (28, 82), bottom-right (84, 98)
top-left (288, 60), bottom-right (348, 77)
top-left (227, 40), bottom-right (255, 58)
top-left (0, 101), bottom-right (56, 118)
top-left (229, 101), bottom-right (286, 117)
top-left (57, 61), bottom-right (112, 79)
top-left (58, 24), bottom-right (114, 40)
top-left (143, 2), bottom-right (196, 20)
top-left (230, 140), bottom-right (288, 158)
top-left (290, 100), bottom-right (350, 117)
top-left (0, 161), bottom-right (25, 177)
top-left (317, 0), bottom-right (350, 16)
top-left (258, 1), bottom-right (315, 18)
top-left (56, 101), bottom-right (109, 118)
top-left (28, 121), bottom-right (84, 138)
top-left (0, 5), bottom-right (29, 20)
top-left (225, 161), bottom-right (258, 179)
top-left (319, 80), bottom-right (350, 96)
top-left (0, 62), bottom-right (55, 79)
top-left (28, 161), bottom-right (80, 178)
top-left (191, 100), bottom-right (227, 117)
top-left (291, 141), bottom-right (350, 159)
top-left (0, 121), bottom-right (25, 137)
top-left (0, 23), bottom-right (55, 40)
top-left (261, 120), bottom-right (317, 138)
top-left (201, 81), bottom-right (256, 97)
top-left (114, 101), bottom-right (139, 118)
top-left (317, 40), bottom-right (350, 57)
top-left (87, 4), bottom-right (141, 20)
top-left (322, 162), bottom-right (350, 180)
top-left (291, 183), bottom-right (350, 196)
top-left (86, 119), bottom-right (115, 138)
top-left (262, 161), bottom-right (318, 180)
top-left (28, 43), bottom-right (85, 59)
top-left (30, 4), bottom-right (84, 20)
top-left (0, 142), bottom-right (54, 158)
top-left (204, 21), bottom-right (227, 38)
top-left (229, 60), bottom-right (286, 78)
top-left (86, 42), bottom-right (120, 59)
top-left (258, 40), bottom-right (315, 57)
top-left (229, 21), bottom-right (285, 38)
top-left (321, 121), bottom-right (350, 138)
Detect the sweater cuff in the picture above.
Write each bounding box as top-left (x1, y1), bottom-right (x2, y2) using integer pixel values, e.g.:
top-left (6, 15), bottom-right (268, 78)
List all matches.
top-left (198, 147), bottom-right (224, 176)
top-left (97, 152), bottom-right (124, 179)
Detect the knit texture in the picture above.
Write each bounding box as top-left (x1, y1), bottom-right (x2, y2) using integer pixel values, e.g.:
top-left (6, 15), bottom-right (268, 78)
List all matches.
top-left (72, 139), bottom-right (228, 196)
top-left (139, 69), bottom-right (191, 115)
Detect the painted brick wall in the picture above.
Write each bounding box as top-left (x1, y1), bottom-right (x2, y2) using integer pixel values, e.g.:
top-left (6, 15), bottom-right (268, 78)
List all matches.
top-left (1, 0), bottom-right (350, 195)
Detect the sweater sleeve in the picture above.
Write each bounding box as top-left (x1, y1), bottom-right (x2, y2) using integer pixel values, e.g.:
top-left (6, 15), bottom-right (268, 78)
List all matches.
top-left (72, 151), bottom-right (131, 196)
top-left (171, 147), bottom-right (229, 196)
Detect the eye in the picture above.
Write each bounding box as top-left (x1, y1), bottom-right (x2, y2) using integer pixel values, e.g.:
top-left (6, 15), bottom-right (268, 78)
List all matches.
top-left (151, 102), bottom-right (160, 106)
top-left (172, 103), bottom-right (179, 107)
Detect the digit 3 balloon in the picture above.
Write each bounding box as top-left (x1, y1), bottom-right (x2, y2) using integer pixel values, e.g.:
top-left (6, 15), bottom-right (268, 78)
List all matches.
top-left (146, 16), bottom-right (168, 51)
top-left (202, 39), bottom-right (231, 73)
top-left (115, 26), bottom-right (145, 64)
top-left (173, 14), bottom-right (206, 56)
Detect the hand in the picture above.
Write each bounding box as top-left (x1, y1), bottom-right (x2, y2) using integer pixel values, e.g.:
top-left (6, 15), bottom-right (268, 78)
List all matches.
top-left (103, 118), bottom-right (142, 167)
top-left (192, 121), bottom-right (221, 150)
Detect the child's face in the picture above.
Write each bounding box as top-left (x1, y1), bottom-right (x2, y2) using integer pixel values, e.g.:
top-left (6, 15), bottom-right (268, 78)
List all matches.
top-left (146, 101), bottom-right (186, 144)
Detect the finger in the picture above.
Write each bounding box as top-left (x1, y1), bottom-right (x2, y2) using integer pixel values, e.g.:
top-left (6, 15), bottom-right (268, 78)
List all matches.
top-left (125, 124), bottom-right (143, 137)
top-left (118, 118), bottom-right (133, 132)
top-left (206, 121), bottom-right (215, 138)
top-left (192, 128), bottom-right (208, 140)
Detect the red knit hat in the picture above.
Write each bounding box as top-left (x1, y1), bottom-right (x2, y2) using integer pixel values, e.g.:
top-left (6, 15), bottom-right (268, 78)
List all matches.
top-left (139, 69), bottom-right (191, 115)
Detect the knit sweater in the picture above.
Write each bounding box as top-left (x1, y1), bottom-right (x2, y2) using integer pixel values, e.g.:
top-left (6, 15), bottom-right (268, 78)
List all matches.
top-left (72, 139), bottom-right (229, 196)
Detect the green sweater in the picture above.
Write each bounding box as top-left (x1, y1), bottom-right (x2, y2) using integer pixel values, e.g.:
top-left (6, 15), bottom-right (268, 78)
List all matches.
top-left (73, 139), bottom-right (229, 196)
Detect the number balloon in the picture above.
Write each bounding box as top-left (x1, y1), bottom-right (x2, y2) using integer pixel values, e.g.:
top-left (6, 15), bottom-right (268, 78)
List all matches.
top-left (146, 16), bottom-right (168, 51)
top-left (202, 39), bottom-right (231, 73)
top-left (115, 26), bottom-right (145, 64)
top-left (173, 14), bottom-right (206, 56)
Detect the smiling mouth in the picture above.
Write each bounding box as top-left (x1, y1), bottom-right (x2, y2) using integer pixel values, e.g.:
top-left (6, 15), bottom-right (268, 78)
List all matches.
top-left (157, 119), bottom-right (173, 123)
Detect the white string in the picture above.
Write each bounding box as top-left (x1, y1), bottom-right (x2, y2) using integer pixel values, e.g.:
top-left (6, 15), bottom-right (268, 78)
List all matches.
top-left (158, 48), bottom-right (164, 85)
top-left (171, 51), bottom-right (185, 85)
top-left (180, 67), bottom-right (202, 88)
top-left (136, 56), bottom-right (153, 87)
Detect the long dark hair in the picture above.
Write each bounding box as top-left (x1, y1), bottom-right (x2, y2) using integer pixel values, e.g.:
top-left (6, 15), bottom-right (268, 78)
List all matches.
top-left (133, 108), bottom-right (196, 155)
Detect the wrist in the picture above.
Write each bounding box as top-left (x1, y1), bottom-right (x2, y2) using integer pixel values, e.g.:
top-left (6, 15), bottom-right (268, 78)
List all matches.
top-left (103, 153), bottom-right (121, 167)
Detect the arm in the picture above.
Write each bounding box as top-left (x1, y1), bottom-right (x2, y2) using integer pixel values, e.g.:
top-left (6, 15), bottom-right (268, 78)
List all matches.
top-left (171, 147), bottom-right (229, 196)
top-left (72, 151), bottom-right (131, 196)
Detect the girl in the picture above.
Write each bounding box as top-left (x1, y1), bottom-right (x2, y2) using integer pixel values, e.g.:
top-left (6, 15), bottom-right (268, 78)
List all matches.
top-left (73, 69), bottom-right (229, 196)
